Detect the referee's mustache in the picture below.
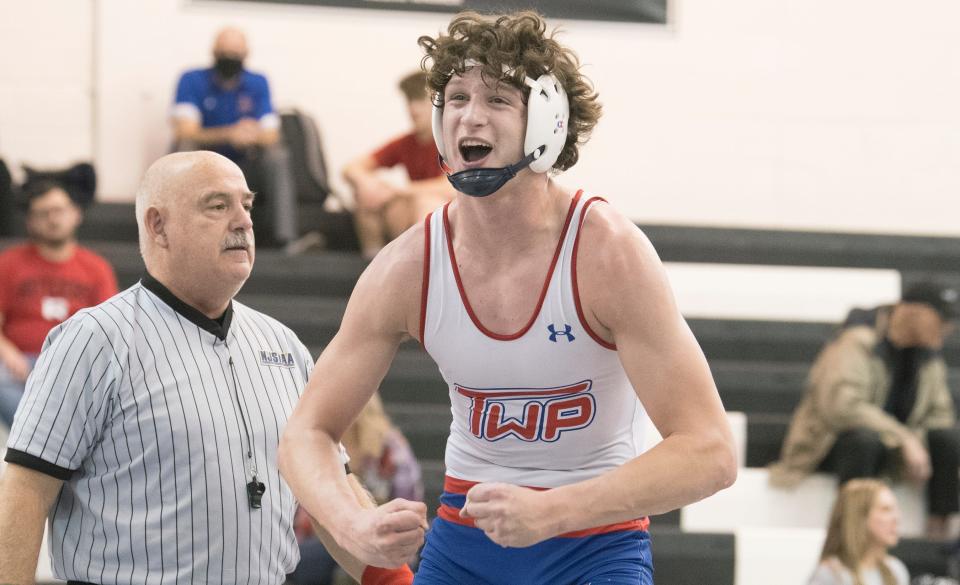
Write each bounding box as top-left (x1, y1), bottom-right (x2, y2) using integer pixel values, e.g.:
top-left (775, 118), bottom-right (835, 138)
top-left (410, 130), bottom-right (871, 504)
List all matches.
top-left (222, 233), bottom-right (252, 251)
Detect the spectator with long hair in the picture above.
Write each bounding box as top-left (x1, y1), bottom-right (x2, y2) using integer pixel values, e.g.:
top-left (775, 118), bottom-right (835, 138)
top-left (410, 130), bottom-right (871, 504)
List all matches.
top-left (810, 479), bottom-right (910, 585)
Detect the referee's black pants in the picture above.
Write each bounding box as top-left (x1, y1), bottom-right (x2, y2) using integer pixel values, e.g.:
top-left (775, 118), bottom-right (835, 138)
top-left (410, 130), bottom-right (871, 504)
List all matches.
top-left (819, 427), bottom-right (960, 516)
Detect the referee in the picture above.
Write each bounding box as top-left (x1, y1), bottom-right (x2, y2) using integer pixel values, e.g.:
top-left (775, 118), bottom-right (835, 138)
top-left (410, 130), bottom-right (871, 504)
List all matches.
top-left (0, 152), bottom-right (422, 585)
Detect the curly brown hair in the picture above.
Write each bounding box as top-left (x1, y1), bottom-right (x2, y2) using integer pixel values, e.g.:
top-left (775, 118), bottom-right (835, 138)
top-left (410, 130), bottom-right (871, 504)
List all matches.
top-left (418, 11), bottom-right (602, 172)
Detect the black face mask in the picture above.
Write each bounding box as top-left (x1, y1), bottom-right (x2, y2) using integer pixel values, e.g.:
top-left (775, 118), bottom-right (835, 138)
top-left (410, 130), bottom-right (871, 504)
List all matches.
top-left (214, 56), bottom-right (244, 80)
top-left (441, 149), bottom-right (541, 198)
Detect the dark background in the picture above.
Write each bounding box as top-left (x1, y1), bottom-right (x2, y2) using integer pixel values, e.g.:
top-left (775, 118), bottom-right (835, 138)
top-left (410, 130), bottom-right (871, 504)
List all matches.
top-left (216, 0), bottom-right (668, 24)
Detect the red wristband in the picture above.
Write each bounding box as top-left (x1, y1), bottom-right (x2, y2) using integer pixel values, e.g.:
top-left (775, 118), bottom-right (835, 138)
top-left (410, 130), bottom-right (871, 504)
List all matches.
top-left (361, 564), bottom-right (414, 585)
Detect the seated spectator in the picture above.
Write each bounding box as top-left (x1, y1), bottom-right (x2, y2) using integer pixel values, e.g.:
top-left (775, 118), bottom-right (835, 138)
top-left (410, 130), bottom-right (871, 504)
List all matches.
top-left (343, 71), bottom-right (454, 259)
top-left (0, 180), bottom-right (117, 426)
top-left (171, 27), bottom-right (297, 247)
top-left (771, 282), bottom-right (960, 540)
top-left (809, 479), bottom-right (909, 585)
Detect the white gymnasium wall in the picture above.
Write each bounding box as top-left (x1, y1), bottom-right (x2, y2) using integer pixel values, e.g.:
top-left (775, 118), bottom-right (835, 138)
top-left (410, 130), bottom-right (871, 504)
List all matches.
top-left (664, 263), bottom-right (901, 322)
top-left (0, 0), bottom-right (94, 181)
top-left (93, 0), bottom-right (454, 203)
top-left (4, 0), bottom-right (960, 235)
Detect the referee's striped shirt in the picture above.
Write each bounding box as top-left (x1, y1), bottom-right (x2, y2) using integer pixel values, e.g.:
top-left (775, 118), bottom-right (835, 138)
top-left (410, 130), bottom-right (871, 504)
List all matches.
top-left (5, 274), bottom-right (313, 585)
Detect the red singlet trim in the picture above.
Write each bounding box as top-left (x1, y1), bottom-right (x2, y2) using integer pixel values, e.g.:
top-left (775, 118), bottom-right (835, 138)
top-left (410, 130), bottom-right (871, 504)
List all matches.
top-left (571, 197), bottom-right (617, 350)
top-left (419, 212), bottom-right (432, 346)
top-left (442, 190), bottom-right (584, 341)
top-left (437, 475), bottom-right (650, 537)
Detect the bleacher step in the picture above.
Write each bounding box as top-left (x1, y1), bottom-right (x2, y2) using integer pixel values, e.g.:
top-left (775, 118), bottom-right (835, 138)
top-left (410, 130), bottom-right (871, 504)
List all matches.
top-left (682, 467), bottom-right (927, 537)
top-left (73, 203), bottom-right (960, 272)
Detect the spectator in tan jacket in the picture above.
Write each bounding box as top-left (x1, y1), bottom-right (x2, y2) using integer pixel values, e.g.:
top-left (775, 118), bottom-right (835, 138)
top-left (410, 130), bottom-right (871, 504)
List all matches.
top-left (771, 281), bottom-right (959, 539)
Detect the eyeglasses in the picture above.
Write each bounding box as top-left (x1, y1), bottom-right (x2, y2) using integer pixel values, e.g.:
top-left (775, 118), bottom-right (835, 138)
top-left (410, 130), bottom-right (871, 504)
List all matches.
top-left (28, 206), bottom-right (74, 220)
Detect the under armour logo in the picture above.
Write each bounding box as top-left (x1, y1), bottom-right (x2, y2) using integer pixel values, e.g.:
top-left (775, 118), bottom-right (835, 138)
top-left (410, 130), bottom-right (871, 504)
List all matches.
top-left (547, 324), bottom-right (575, 342)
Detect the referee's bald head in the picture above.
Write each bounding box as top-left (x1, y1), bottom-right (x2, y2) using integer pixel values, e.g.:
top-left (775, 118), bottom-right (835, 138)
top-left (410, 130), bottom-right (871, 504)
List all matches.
top-left (136, 151), bottom-right (240, 254)
top-left (135, 151), bottom-right (256, 308)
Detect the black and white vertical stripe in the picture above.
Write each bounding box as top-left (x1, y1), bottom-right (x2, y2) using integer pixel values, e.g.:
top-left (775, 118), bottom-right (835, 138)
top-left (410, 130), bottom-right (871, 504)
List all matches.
top-left (5, 277), bottom-right (312, 585)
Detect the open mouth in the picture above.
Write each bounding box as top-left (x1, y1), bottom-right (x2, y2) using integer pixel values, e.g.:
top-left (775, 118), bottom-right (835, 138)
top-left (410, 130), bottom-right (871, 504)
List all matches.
top-left (459, 139), bottom-right (493, 163)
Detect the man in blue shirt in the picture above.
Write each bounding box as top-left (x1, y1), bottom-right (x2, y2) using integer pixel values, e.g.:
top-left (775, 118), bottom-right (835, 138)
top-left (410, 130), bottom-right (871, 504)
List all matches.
top-left (172, 27), bottom-right (296, 247)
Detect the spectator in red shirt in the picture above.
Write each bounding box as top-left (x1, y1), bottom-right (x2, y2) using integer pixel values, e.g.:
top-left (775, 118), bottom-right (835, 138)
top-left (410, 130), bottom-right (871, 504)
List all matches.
top-left (344, 71), bottom-right (455, 259)
top-left (0, 181), bottom-right (117, 426)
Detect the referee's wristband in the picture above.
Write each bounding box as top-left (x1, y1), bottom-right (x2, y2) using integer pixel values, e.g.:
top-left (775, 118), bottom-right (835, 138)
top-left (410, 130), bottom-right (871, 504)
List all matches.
top-left (361, 564), bottom-right (414, 585)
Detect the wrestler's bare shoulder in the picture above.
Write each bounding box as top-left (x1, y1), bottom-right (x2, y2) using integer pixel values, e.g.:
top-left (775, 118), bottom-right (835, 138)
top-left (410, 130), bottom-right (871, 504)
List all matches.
top-left (350, 219), bottom-right (427, 337)
top-left (573, 199), bottom-right (674, 336)
top-left (577, 200), bottom-right (662, 276)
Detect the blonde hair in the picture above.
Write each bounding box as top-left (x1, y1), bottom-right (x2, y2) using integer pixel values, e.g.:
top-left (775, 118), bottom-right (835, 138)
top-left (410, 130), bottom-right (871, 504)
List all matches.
top-left (820, 479), bottom-right (897, 585)
top-left (341, 393), bottom-right (392, 464)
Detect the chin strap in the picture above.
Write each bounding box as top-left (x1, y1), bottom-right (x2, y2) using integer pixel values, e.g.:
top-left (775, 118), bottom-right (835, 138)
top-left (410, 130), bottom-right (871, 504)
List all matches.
top-left (438, 148), bottom-right (543, 197)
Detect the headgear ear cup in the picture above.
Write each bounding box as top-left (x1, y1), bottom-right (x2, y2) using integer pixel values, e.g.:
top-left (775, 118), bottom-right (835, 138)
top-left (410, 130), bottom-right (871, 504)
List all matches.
top-left (432, 101), bottom-right (446, 161)
top-left (524, 74), bottom-right (570, 173)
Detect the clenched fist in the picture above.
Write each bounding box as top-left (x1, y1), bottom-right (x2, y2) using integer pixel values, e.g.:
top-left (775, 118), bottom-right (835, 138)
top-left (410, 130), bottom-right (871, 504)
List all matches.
top-left (342, 498), bottom-right (428, 568)
top-left (461, 482), bottom-right (555, 548)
